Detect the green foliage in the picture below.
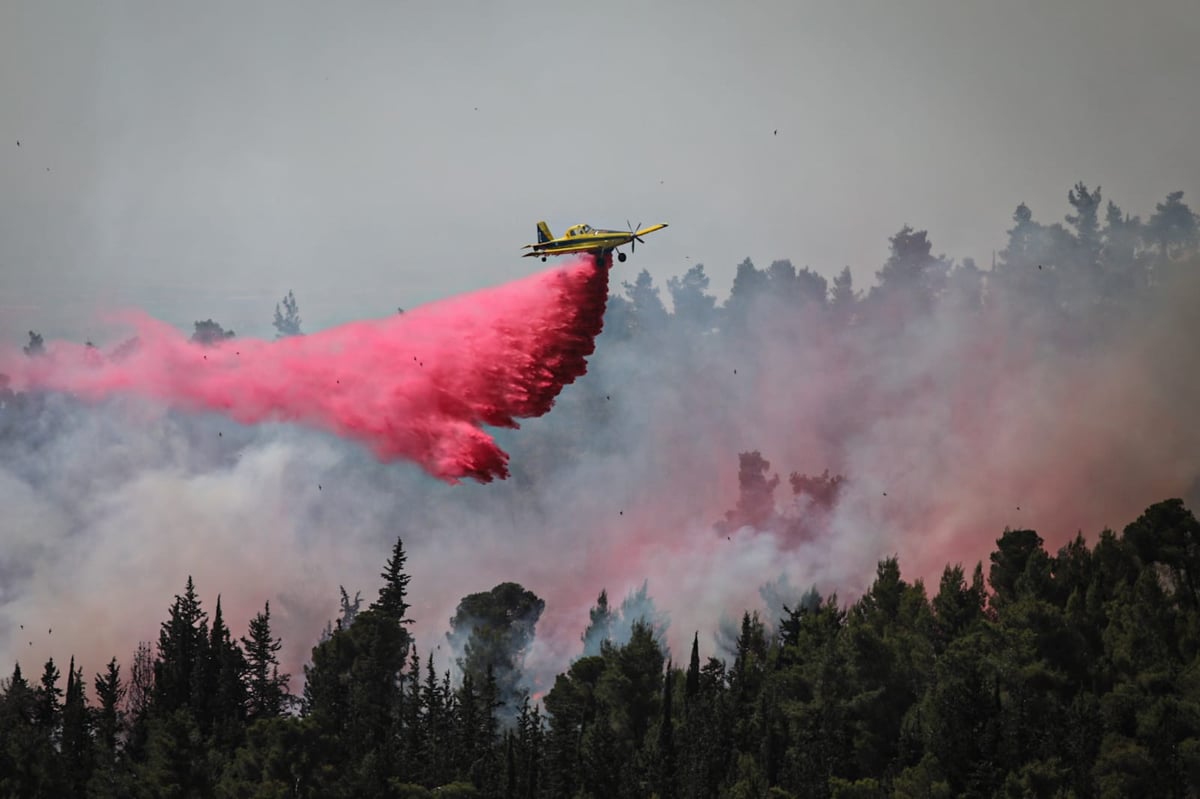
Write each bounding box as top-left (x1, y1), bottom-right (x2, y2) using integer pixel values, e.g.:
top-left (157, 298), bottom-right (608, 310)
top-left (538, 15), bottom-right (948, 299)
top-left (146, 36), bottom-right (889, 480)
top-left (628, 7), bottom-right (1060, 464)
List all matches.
top-left (241, 602), bottom-right (291, 721)
top-left (448, 582), bottom-right (545, 720)
top-left (2, 487), bottom-right (1200, 797)
top-left (5, 182), bottom-right (1196, 793)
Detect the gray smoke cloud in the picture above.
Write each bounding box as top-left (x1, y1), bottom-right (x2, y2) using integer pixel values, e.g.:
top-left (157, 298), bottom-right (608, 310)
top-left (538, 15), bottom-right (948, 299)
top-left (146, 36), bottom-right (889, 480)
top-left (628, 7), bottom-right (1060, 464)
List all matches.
top-left (2, 188), bottom-right (1199, 702)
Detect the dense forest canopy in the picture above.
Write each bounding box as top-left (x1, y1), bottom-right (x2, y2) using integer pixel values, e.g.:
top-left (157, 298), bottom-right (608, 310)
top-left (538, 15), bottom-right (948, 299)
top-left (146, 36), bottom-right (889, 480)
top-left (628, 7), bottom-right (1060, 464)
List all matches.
top-left (2, 183), bottom-right (1200, 795)
top-left (3, 501), bottom-right (1200, 796)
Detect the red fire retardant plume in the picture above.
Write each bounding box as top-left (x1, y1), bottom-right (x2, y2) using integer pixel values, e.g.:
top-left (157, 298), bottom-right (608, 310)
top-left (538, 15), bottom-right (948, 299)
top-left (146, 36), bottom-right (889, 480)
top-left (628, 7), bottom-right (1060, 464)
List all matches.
top-left (5, 255), bottom-right (611, 483)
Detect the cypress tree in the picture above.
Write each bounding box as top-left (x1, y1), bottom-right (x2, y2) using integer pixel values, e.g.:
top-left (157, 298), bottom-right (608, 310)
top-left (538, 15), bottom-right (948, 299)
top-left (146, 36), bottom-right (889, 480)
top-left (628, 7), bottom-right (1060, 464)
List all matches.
top-left (685, 632), bottom-right (700, 705)
top-left (61, 657), bottom-right (92, 793)
top-left (657, 662), bottom-right (676, 798)
top-left (207, 595), bottom-right (248, 747)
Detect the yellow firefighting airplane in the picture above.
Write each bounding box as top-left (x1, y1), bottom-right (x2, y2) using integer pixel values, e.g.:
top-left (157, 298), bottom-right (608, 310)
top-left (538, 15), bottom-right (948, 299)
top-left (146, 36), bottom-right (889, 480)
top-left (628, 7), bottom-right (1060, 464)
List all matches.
top-left (521, 220), bottom-right (668, 263)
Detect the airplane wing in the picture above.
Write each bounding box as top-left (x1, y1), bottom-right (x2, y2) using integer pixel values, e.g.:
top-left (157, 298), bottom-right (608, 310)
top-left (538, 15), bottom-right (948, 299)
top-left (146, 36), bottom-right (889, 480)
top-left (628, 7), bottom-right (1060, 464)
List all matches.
top-left (522, 245), bottom-right (595, 257)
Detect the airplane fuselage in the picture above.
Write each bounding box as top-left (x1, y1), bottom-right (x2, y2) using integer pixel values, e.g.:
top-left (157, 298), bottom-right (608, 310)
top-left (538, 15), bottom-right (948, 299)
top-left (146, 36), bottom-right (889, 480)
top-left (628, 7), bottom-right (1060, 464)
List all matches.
top-left (522, 222), bottom-right (668, 263)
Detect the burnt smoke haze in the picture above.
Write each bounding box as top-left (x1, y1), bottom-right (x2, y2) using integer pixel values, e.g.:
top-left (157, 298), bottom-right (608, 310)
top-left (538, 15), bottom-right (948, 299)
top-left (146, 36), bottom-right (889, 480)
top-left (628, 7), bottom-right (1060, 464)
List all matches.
top-left (1, 182), bottom-right (1198, 702)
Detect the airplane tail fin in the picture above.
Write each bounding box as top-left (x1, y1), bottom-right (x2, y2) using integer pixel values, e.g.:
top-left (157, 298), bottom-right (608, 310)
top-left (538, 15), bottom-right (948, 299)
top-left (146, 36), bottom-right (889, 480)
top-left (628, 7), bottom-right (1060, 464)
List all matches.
top-left (536, 221), bottom-right (553, 243)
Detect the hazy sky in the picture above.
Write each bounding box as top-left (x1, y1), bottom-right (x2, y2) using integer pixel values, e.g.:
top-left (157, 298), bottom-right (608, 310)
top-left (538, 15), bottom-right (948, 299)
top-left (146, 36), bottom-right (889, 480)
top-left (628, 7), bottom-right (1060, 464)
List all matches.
top-left (2, 0), bottom-right (1198, 342)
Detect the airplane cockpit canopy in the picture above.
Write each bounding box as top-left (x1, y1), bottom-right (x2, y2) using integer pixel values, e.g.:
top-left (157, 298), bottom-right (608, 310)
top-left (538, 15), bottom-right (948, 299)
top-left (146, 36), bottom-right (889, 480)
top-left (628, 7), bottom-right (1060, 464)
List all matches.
top-left (567, 224), bottom-right (593, 237)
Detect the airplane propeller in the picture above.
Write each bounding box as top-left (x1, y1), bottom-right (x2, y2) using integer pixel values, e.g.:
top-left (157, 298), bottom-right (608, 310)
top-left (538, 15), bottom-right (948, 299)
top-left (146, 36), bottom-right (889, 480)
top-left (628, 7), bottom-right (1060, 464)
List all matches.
top-left (627, 220), bottom-right (646, 252)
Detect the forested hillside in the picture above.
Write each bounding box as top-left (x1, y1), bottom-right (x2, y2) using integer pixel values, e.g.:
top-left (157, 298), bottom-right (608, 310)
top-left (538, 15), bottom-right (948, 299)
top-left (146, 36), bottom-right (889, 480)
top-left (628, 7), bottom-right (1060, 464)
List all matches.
top-left (3, 183), bottom-right (1200, 797)
top-left (2, 501), bottom-right (1200, 797)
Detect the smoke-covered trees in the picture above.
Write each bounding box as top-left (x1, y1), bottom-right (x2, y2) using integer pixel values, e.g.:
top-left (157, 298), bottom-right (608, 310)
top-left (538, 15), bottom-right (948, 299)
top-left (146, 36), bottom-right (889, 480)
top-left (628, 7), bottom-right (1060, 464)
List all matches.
top-left (448, 582), bottom-right (545, 720)
top-left (580, 581), bottom-right (670, 658)
top-left (3, 181), bottom-right (1200, 796)
top-left (272, 289), bottom-right (303, 338)
top-left (22, 330), bottom-right (44, 357)
top-left (871, 225), bottom-right (952, 314)
top-left (717, 450), bottom-right (780, 534)
top-left (190, 318), bottom-right (235, 345)
top-left (2, 498), bottom-right (1200, 795)
top-left (581, 589), bottom-right (613, 657)
top-left (620, 270), bottom-right (669, 336)
top-left (667, 264), bottom-right (717, 330)
top-left (1146, 190), bottom-right (1199, 266)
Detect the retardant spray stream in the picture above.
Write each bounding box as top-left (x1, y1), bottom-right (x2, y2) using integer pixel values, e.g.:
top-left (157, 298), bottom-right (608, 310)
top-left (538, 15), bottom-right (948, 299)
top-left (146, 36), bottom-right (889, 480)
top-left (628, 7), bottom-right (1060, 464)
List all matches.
top-left (2, 254), bottom-right (611, 482)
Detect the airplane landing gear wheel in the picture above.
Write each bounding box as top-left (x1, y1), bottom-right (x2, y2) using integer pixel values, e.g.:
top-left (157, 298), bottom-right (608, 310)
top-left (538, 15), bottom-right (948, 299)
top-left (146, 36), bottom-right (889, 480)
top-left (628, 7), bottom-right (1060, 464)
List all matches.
top-left (617, 252), bottom-right (627, 263)
top-left (541, 256), bottom-right (547, 262)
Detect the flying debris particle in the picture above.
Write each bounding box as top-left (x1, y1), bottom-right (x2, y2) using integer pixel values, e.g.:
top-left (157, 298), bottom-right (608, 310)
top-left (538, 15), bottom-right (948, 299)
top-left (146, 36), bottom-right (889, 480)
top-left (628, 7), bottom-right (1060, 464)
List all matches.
top-left (48, 629), bottom-right (51, 634)
top-left (733, 369), bottom-right (737, 374)
top-left (16, 140), bottom-right (19, 146)
top-left (1038, 264), bottom-right (1043, 270)
top-left (218, 431), bottom-right (222, 437)
top-left (774, 129), bottom-right (777, 135)
top-left (606, 395), bottom-right (610, 401)
top-left (883, 492), bottom-right (887, 496)
top-left (1017, 506), bottom-right (1021, 510)
top-left (18, 625), bottom-right (22, 630)
top-left (318, 484), bottom-right (322, 491)
top-left (619, 510), bottom-right (623, 516)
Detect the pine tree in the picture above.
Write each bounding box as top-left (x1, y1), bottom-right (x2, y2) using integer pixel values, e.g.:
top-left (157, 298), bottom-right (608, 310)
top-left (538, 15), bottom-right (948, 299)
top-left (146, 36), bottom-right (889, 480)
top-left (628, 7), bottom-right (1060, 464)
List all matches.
top-left (242, 601), bottom-right (291, 721)
top-left (124, 641), bottom-right (154, 759)
top-left (154, 576), bottom-right (209, 716)
top-left (34, 657), bottom-right (62, 735)
top-left (92, 658), bottom-right (125, 762)
top-left (830, 265), bottom-right (858, 324)
top-left (272, 290), bottom-right (303, 338)
top-left (372, 536), bottom-right (414, 633)
top-left (666, 264), bottom-right (717, 329)
top-left (581, 589), bottom-right (614, 656)
top-left (0, 663), bottom-right (39, 795)
top-left (450, 583), bottom-right (545, 725)
top-left (29, 658), bottom-right (66, 795)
